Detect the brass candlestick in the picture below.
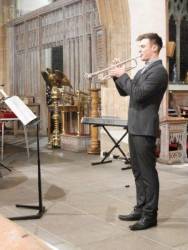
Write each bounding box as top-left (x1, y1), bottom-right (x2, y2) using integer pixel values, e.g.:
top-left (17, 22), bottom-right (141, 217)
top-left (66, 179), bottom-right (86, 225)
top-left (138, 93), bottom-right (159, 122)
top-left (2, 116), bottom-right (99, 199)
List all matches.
top-left (49, 86), bottom-right (61, 148)
top-left (41, 68), bottom-right (72, 148)
top-left (76, 90), bottom-right (89, 136)
top-left (184, 71), bottom-right (188, 84)
top-left (87, 88), bottom-right (100, 154)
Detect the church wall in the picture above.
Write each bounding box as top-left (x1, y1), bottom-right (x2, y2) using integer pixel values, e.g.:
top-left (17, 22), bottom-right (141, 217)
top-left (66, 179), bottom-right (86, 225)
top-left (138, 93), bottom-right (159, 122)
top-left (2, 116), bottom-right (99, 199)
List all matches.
top-left (0, 0), bottom-right (168, 155)
top-left (5, 0), bottom-right (100, 136)
top-left (129, 0), bottom-right (167, 73)
top-left (96, 0), bottom-right (168, 156)
top-left (129, 0), bottom-right (168, 122)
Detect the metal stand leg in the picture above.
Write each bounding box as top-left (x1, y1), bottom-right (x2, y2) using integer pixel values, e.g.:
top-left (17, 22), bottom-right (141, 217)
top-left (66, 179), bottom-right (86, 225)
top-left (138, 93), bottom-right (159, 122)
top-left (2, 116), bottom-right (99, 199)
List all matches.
top-left (91, 126), bottom-right (130, 168)
top-left (23, 126), bottom-right (30, 159)
top-left (0, 122), bottom-right (11, 172)
top-left (9, 122), bottom-right (46, 220)
top-left (1, 122), bottom-right (4, 161)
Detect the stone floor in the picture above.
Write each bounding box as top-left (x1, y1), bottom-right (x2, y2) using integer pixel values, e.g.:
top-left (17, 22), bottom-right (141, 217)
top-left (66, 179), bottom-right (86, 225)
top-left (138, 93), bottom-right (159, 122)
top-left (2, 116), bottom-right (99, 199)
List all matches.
top-left (0, 136), bottom-right (188, 250)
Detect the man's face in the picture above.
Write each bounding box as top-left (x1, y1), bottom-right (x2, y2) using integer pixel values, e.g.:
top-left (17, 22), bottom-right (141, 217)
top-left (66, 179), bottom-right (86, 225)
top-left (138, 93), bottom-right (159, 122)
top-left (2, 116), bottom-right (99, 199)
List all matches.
top-left (138, 38), bottom-right (158, 62)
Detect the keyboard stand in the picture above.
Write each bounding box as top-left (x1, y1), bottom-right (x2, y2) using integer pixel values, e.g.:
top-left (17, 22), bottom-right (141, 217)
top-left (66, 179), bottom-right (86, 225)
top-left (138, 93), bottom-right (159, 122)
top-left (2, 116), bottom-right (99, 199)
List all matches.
top-left (82, 117), bottom-right (131, 169)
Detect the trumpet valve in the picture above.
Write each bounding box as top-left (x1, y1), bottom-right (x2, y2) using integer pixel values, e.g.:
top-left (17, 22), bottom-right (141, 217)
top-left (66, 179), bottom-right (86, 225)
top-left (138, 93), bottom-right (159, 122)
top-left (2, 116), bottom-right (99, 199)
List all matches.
top-left (98, 73), bottom-right (105, 81)
top-left (84, 73), bottom-right (92, 79)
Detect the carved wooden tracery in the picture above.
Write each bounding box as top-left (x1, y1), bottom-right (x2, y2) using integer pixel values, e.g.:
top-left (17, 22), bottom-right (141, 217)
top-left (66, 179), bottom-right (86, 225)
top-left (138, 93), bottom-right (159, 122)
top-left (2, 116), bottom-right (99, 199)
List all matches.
top-left (168, 0), bottom-right (188, 81)
top-left (168, 0), bottom-right (188, 19)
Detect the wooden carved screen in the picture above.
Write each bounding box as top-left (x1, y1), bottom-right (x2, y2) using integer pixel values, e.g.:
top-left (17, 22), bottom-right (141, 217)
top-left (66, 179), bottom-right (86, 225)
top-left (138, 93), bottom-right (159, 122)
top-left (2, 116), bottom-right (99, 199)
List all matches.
top-left (9, 0), bottom-right (105, 133)
top-left (168, 0), bottom-right (188, 82)
top-left (14, 19), bottom-right (40, 96)
top-left (92, 25), bottom-right (107, 87)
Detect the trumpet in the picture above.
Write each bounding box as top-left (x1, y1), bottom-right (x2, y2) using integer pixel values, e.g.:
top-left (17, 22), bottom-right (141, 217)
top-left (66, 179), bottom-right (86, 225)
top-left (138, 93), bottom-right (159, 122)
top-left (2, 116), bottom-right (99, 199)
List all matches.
top-left (84, 56), bottom-right (139, 81)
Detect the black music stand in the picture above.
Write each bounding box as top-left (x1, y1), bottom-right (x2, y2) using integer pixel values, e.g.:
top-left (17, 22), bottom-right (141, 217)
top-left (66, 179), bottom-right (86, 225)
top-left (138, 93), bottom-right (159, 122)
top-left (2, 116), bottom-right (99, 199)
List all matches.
top-left (0, 91), bottom-right (46, 220)
top-left (10, 118), bottom-right (46, 220)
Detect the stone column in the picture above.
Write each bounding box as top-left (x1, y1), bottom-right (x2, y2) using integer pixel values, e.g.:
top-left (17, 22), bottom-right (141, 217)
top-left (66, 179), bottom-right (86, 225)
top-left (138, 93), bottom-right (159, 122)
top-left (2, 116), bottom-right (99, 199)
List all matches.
top-left (95, 0), bottom-right (131, 155)
top-left (0, 0), bottom-right (16, 93)
top-left (0, 0), bottom-right (5, 86)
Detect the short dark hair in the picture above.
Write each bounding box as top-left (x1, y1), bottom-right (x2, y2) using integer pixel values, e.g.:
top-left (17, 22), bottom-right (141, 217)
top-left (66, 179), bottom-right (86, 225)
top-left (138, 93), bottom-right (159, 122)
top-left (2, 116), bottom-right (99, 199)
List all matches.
top-left (136, 33), bottom-right (163, 52)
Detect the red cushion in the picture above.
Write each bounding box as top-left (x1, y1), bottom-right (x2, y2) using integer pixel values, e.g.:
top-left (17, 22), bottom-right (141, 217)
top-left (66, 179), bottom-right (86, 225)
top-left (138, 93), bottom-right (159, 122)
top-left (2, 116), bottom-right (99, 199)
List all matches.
top-left (0, 112), bottom-right (17, 118)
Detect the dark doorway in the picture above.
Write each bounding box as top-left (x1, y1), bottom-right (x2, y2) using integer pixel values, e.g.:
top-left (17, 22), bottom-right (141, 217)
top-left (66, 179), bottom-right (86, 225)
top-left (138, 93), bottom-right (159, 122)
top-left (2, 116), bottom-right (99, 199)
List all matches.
top-left (52, 46), bottom-right (63, 71)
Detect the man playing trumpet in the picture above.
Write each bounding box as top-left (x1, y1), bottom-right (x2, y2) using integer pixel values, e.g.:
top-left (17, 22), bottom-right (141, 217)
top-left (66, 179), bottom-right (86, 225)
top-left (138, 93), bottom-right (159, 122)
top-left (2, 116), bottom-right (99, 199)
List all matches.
top-left (109, 33), bottom-right (168, 230)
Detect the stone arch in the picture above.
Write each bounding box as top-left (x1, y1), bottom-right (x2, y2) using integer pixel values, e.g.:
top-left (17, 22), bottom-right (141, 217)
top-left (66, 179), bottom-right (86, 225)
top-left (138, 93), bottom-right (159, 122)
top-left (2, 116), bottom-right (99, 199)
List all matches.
top-left (96, 0), bottom-right (131, 65)
top-left (96, 0), bottom-right (131, 118)
top-left (95, 0), bottom-right (131, 154)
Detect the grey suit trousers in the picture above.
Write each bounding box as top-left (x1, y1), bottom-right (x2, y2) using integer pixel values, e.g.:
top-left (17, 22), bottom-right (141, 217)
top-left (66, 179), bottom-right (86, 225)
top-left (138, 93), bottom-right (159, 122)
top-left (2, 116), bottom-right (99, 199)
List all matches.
top-left (129, 134), bottom-right (159, 217)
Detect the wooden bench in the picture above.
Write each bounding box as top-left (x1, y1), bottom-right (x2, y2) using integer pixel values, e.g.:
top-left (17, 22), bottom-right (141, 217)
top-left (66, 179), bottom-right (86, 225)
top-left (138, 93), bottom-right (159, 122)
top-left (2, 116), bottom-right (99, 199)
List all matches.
top-left (0, 214), bottom-right (52, 249)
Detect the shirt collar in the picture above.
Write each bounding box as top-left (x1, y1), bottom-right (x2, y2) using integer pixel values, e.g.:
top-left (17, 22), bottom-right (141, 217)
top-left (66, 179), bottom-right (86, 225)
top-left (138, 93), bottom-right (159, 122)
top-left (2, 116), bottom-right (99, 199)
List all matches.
top-left (145, 58), bottom-right (160, 65)
top-left (141, 58), bottom-right (161, 74)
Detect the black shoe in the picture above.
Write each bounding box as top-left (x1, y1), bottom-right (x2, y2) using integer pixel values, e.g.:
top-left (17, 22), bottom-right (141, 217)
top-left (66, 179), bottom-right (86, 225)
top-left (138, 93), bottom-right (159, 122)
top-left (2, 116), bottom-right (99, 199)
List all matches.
top-left (129, 217), bottom-right (157, 231)
top-left (118, 211), bottom-right (142, 221)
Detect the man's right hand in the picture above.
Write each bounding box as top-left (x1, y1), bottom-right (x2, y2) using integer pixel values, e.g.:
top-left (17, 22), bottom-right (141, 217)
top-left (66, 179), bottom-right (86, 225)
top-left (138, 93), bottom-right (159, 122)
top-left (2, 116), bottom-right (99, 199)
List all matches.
top-left (109, 58), bottom-right (126, 78)
top-left (109, 66), bottom-right (126, 78)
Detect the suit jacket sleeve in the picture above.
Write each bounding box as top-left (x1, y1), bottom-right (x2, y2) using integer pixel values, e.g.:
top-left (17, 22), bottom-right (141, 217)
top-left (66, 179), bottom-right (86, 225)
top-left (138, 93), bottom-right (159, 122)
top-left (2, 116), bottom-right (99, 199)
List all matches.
top-left (114, 68), bottom-right (168, 102)
top-left (113, 74), bottom-right (132, 96)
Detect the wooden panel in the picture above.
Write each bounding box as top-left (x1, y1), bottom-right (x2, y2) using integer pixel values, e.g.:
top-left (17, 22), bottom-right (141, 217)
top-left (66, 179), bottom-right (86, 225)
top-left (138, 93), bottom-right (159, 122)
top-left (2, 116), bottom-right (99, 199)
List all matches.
top-left (169, 90), bottom-right (188, 107)
top-left (0, 214), bottom-right (51, 249)
top-left (91, 25), bottom-right (107, 88)
top-left (94, 25), bottom-right (107, 72)
top-left (13, 0), bottom-right (101, 94)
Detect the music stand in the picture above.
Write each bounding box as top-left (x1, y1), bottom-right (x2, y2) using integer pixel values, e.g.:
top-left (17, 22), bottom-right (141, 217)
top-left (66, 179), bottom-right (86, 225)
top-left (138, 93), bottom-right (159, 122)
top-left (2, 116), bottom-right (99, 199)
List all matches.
top-left (0, 89), bottom-right (46, 220)
top-left (0, 161), bottom-right (11, 172)
top-left (10, 118), bottom-right (46, 220)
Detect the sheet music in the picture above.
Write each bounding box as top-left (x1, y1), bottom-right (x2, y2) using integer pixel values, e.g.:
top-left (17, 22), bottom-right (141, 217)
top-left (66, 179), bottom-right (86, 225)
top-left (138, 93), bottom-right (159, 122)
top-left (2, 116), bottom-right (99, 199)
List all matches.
top-left (5, 96), bottom-right (37, 126)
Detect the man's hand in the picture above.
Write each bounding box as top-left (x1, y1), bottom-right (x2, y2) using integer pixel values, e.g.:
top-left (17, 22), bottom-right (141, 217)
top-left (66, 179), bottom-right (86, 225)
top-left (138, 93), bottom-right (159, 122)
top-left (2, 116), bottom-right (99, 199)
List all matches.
top-left (109, 67), bottom-right (126, 78)
top-left (109, 58), bottom-right (126, 78)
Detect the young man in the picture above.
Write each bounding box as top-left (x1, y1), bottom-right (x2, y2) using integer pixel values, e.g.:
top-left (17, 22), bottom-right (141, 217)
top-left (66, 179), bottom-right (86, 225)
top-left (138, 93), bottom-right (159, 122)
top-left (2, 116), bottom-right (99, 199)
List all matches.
top-left (110, 33), bottom-right (168, 230)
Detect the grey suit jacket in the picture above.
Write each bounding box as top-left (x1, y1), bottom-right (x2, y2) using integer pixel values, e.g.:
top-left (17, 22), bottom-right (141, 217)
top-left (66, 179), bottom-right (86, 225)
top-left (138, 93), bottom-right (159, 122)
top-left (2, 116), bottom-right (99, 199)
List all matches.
top-left (114, 60), bottom-right (168, 137)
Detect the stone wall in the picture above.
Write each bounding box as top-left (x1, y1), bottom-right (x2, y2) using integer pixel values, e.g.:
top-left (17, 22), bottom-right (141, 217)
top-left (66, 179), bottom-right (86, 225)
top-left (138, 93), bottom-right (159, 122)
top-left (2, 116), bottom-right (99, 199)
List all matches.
top-left (0, 0), bottom-right (169, 154)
